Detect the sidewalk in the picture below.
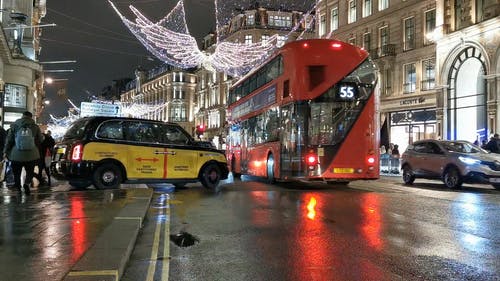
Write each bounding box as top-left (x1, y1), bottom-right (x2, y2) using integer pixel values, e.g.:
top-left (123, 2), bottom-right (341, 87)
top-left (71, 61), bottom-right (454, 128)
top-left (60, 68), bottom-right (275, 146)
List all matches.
top-left (0, 181), bottom-right (153, 281)
top-left (64, 185), bottom-right (152, 281)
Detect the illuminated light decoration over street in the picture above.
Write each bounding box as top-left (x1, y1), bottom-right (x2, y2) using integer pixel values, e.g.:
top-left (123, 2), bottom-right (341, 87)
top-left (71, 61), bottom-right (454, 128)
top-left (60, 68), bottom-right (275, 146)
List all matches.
top-left (109, 0), bottom-right (319, 77)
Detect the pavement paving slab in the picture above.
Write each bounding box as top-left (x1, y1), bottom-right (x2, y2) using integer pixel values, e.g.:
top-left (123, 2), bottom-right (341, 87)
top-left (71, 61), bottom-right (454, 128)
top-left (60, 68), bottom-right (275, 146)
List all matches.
top-left (64, 187), bottom-right (153, 281)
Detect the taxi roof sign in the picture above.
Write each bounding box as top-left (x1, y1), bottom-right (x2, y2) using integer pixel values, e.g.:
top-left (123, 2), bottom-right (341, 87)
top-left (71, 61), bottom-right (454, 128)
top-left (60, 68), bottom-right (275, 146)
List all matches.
top-left (80, 102), bottom-right (121, 117)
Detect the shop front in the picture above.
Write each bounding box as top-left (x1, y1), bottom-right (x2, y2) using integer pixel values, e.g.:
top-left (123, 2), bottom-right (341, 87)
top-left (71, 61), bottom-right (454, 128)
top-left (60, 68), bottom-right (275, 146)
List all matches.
top-left (381, 93), bottom-right (438, 155)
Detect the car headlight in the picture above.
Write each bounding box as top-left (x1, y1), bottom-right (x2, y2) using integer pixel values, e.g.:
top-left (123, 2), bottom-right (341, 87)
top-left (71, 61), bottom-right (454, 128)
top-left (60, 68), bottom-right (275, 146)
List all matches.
top-left (458, 156), bottom-right (481, 165)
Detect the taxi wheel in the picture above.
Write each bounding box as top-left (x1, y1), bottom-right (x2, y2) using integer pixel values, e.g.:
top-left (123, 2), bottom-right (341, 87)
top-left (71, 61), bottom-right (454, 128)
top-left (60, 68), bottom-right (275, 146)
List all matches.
top-left (93, 163), bottom-right (122, 190)
top-left (200, 163), bottom-right (221, 190)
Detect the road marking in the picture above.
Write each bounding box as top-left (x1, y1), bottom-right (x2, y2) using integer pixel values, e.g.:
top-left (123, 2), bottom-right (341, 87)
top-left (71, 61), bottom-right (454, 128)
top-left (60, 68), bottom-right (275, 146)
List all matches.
top-left (162, 204), bottom-right (171, 280)
top-left (146, 205), bottom-right (163, 281)
top-left (67, 270), bottom-right (118, 281)
top-left (146, 194), bottom-right (171, 281)
top-left (115, 216), bottom-right (143, 226)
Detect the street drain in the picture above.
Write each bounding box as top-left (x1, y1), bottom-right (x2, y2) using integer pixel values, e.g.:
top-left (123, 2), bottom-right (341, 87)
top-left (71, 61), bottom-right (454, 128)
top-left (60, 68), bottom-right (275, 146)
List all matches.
top-left (170, 231), bottom-right (199, 247)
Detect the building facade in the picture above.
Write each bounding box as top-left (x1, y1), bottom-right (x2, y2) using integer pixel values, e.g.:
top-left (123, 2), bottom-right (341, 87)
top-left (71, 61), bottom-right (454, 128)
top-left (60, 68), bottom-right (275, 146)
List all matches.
top-left (0, 0), bottom-right (46, 128)
top-left (435, 0), bottom-right (499, 143)
top-left (317, 0), bottom-right (498, 153)
top-left (120, 65), bottom-right (198, 134)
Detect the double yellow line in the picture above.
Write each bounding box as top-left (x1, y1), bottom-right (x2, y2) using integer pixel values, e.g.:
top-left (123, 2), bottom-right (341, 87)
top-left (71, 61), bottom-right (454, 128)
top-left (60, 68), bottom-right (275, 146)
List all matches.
top-left (146, 194), bottom-right (171, 281)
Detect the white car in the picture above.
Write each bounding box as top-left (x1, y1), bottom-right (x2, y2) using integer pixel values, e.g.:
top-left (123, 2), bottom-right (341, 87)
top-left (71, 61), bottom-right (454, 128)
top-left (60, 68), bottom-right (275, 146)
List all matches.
top-left (401, 139), bottom-right (500, 189)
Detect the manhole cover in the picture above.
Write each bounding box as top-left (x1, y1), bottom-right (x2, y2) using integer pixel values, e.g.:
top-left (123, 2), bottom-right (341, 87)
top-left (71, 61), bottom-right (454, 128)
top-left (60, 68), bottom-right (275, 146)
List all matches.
top-left (170, 231), bottom-right (199, 247)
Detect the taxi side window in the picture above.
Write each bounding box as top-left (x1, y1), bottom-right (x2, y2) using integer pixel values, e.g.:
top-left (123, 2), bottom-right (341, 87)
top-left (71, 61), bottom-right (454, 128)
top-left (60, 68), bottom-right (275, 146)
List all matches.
top-left (96, 121), bottom-right (124, 140)
top-left (163, 125), bottom-right (190, 145)
top-left (126, 121), bottom-right (161, 144)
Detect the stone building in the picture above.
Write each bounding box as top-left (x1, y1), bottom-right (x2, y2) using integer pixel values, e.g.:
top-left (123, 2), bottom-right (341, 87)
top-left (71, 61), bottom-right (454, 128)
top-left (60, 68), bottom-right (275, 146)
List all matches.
top-left (0, 0), bottom-right (46, 128)
top-left (120, 64), bottom-right (197, 134)
top-left (434, 0), bottom-right (499, 143)
top-left (317, 0), bottom-right (498, 152)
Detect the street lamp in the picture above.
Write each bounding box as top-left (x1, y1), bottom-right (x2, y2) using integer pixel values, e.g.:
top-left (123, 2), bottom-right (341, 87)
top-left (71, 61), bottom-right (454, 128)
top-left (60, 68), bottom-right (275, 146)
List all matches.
top-left (45, 77), bottom-right (68, 84)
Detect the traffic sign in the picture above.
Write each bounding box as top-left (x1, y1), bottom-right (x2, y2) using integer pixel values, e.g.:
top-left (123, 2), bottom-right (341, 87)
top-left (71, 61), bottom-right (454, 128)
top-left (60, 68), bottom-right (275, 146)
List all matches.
top-left (80, 102), bottom-right (121, 117)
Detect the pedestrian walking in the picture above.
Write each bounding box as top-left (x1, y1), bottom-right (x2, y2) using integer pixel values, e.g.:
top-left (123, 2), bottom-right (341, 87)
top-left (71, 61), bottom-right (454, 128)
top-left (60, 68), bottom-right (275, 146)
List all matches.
top-left (34, 130), bottom-right (55, 186)
top-left (390, 144), bottom-right (400, 173)
top-left (3, 111), bottom-right (44, 195)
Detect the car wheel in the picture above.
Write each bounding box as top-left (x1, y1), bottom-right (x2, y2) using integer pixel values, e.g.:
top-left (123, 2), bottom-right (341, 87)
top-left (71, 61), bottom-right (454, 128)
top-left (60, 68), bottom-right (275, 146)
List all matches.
top-left (491, 184), bottom-right (500, 190)
top-left (200, 163), bottom-right (221, 190)
top-left (443, 167), bottom-right (462, 189)
top-left (92, 162), bottom-right (122, 189)
top-left (266, 154), bottom-right (275, 184)
top-left (69, 180), bottom-right (92, 189)
top-left (402, 165), bottom-right (415, 185)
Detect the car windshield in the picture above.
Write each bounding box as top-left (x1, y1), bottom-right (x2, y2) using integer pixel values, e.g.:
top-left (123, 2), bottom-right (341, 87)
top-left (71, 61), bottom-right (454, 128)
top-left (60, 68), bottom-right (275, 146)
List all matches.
top-left (442, 142), bottom-right (482, 153)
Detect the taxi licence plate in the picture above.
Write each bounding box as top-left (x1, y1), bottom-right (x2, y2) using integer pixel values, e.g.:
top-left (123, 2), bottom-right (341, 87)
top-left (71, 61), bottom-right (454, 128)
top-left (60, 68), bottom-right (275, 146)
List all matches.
top-left (57, 147), bottom-right (66, 154)
top-left (333, 168), bottom-right (354, 173)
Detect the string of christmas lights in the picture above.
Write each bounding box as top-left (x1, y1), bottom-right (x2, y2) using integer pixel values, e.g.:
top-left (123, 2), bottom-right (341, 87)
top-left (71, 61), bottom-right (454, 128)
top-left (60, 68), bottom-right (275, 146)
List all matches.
top-left (109, 0), bottom-right (317, 77)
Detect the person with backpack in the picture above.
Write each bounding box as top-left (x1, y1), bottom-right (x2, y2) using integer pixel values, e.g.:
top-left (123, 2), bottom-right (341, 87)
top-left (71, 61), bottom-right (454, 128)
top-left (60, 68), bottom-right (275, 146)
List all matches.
top-left (3, 111), bottom-right (44, 195)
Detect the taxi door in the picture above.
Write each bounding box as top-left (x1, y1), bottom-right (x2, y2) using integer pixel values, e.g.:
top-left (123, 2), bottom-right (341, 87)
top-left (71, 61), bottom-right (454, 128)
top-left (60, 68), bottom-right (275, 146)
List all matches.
top-left (125, 121), bottom-right (166, 179)
top-left (127, 144), bottom-right (165, 179)
top-left (162, 125), bottom-right (199, 179)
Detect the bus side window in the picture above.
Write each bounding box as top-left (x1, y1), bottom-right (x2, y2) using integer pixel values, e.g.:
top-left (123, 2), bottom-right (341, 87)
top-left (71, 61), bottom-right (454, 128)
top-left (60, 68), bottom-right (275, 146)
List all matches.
top-left (283, 80), bottom-right (290, 98)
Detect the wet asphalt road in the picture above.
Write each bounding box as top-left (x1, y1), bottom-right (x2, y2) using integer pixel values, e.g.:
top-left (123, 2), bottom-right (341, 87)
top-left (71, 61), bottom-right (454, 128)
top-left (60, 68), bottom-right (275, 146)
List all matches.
top-left (0, 176), bottom-right (498, 281)
top-left (122, 176), bottom-right (500, 281)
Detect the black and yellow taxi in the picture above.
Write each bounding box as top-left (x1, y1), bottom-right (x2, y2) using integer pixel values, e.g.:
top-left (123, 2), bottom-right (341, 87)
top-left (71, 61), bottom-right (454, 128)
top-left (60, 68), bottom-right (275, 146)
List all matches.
top-left (50, 116), bottom-right (228, 190)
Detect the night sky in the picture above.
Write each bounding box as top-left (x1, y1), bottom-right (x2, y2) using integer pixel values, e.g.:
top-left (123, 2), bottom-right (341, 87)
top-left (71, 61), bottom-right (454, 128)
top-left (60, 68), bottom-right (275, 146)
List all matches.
top-left (39, 0), bottom-right (215, 119)
top-left (38, 0), bottom-right (311, 121)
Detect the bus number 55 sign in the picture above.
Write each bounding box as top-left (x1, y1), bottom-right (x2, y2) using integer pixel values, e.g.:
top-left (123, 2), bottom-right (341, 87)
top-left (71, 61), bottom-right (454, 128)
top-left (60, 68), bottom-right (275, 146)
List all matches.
top-left (337, 83), bottom-right (358, 100)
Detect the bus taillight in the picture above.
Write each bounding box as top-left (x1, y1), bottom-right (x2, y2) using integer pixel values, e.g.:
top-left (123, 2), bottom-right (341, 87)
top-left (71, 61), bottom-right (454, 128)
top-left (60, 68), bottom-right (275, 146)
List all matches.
top-left (71, 143), bottom-right (83, 163)
top-left (302, 42), bottom-right (310, 48)
top-left (367, 155), bottom-right (376, 165)
top-left (306, 153), bottom-right (318, 168)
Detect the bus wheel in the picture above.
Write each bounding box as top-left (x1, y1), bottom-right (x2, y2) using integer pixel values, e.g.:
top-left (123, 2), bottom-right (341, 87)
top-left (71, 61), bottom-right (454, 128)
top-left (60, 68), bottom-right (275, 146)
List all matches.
top-left (200, 163), bottom-right (221, 190)
top-left (231, 156), bottom-right (241, 178)
top-left (266, 154), bottom-right (275, 184)
top-left (92, 162), bottom-right (122, 189)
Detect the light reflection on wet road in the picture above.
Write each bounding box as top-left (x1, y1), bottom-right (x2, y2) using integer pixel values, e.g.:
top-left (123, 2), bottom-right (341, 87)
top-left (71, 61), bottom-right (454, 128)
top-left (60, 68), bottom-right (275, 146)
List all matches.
top-left (0, 185), bottom-right (131, 281)
top-left (159, 178), bottom-right (499, 281)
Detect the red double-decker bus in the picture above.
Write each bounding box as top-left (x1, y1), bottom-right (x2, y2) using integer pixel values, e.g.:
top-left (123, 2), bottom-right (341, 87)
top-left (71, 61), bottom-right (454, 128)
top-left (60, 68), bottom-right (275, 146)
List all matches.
top-left (226, 39), bottom-right (379, 184)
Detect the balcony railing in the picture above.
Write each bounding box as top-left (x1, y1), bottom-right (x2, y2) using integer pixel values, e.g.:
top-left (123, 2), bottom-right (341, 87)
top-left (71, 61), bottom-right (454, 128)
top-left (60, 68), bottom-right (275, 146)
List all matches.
top-left (370, 44), bottom-right (396, 59)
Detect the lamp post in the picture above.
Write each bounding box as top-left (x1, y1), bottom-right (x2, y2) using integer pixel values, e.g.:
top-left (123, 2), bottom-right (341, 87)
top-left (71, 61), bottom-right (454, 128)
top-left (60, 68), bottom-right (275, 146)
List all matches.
top-left (0, 78), bottom-right (4, 128)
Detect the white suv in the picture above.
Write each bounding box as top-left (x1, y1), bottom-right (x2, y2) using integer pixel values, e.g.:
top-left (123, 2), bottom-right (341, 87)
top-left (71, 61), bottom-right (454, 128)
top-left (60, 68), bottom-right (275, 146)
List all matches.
top-left (401, 139), bottom-right (500, 189)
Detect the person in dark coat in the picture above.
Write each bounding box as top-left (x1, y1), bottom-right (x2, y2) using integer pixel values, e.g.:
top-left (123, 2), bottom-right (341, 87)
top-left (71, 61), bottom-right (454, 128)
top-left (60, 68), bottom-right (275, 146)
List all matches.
top-left (3, 111), bottom-right (44, 195)
top-left (34, 130), bottom-right (55, 186)
top-left (484, 134), bottom-right (500, 153)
